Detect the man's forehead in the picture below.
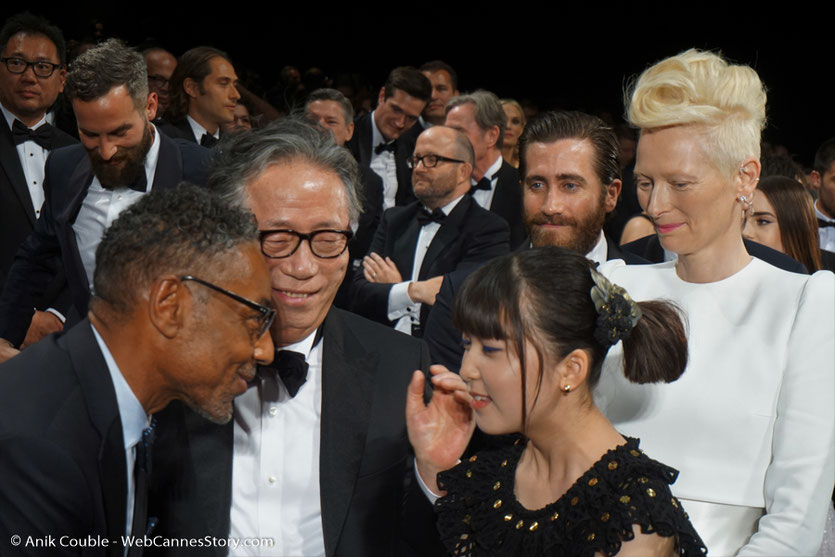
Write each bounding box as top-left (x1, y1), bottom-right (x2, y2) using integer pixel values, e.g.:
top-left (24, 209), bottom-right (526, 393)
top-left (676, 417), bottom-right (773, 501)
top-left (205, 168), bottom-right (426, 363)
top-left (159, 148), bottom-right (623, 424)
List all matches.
top-left (3, 32), bottom-right (59, 59)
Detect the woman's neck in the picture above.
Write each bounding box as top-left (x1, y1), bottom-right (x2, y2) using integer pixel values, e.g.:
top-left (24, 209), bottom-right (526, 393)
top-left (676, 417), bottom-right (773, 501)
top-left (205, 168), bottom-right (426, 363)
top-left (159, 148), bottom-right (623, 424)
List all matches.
top-left (675, 230), bottom-right (751, 283)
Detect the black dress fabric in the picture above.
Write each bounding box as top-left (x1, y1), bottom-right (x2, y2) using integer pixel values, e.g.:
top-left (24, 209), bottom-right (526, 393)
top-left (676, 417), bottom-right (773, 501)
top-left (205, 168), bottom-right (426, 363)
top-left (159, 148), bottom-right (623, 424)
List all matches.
top-left (435, 437), bottom-right (707, 556)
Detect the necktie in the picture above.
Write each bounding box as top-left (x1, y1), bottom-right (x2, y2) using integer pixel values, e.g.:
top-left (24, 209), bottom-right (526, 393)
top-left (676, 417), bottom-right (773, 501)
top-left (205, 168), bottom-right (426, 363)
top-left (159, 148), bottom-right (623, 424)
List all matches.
top-left (200, 133), bottom-right (218, 148)
top-left (818, 218), bottom-right (835, 228)
top-left (375, 141), bottom-right (396, 154)
top-left (417, 207), bottom-right (446, 226)
top-left (12, 119), bottom-right (55, 150)
top-left (469, 176), bottom-right (492, 195)
top-left (129, 420), bottom-right (156, 555)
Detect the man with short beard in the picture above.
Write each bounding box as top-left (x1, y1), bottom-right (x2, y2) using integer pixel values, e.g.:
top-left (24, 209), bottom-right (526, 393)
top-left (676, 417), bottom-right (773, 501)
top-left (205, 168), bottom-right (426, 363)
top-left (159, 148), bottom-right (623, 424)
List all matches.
top-left (0, 39), bottom-right (211, 363)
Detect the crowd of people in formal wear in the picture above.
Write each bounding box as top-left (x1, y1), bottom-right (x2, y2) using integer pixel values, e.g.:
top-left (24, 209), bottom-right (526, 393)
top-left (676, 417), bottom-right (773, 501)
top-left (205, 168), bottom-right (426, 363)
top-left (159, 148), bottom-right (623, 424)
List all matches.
top-left (0, 11), bottom-right (833, 557)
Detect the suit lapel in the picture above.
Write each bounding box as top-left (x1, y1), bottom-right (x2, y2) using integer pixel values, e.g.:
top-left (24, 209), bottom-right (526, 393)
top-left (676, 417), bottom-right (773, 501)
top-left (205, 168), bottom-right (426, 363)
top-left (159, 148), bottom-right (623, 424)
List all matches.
top-left (319, 309), bottom-right (376, 557)
top-left (0, 123), bottom-right (36, 225)
top-left (419, 195), bottom-right (472, 279)
top-left (152, 131), bottom-right (185, 191)
top-left (56, 154), bottom-right (94, 301)
top-left (392, 206), bottom-right (421, 279)
top-left (357, 115), bottom-right (372, 166)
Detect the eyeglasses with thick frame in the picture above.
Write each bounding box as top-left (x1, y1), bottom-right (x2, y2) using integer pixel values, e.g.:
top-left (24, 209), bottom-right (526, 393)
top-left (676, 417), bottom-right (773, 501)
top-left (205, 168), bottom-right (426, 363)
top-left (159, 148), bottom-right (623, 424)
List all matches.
top-left (258, 229), bottom-right (353, 259)
top-left (406, 153), bottom-right (466, 170)
top-left (180, 275), bottom-right (275, 338)
top-left (1, 57), bottom-right (63, 78)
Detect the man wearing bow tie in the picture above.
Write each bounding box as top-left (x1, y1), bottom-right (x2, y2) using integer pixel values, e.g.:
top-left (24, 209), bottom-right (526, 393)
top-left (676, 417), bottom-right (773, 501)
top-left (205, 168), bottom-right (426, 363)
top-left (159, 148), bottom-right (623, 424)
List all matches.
top-left (150, 118), bottom-right (444, 556)
top-left (351, 125), bottom-right (509, 337)
top-left (811, 137), bottom-right (835, 253)
top-left (0, 14), bottom-right (77, 341)
top-left (0, 39), bottom-right (210, 363)
top-left (445, 90), bottom-right (526, 248)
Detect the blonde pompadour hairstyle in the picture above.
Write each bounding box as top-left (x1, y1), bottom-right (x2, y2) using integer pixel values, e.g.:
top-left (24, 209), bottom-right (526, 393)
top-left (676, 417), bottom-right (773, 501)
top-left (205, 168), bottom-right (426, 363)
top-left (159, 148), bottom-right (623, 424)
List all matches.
top-left (626, 49), bottom-right (767, 177)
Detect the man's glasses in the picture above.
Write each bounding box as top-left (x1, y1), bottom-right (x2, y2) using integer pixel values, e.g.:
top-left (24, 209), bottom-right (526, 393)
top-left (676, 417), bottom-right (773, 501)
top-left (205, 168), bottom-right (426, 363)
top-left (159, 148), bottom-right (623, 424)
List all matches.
top-left (259, 229), bottom-right (353, 259)
top-left (1, 57), bottom-right (63, 78)
top-left (180, 275), bottom-right (275, 338)
top-left (406, 153), bottom-right (466, 169)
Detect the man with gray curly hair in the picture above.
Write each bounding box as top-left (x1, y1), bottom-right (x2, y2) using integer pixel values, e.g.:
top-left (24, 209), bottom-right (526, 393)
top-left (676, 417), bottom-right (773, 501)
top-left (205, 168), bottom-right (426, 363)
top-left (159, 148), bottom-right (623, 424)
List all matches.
top-left (0, 38), bottom-right (211, 363)
top-left (0, 184), bottom-right (274, 556)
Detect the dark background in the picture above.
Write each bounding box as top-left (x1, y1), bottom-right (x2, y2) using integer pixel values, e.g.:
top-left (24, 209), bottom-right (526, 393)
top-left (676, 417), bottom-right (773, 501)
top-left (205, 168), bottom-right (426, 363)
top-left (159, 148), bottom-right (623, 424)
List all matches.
top-left (3, 3), bottom-right (833, 166)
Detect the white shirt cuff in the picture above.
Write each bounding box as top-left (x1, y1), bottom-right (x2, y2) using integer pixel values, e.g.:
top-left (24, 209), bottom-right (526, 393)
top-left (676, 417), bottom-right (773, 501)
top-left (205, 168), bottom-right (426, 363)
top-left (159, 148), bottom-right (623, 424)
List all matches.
top-left (387, 281), bottom-right (418, 321)
top-left (414, 459), bottom-right (442, 504)
top-left (45, 307), bottom-right (66, 323)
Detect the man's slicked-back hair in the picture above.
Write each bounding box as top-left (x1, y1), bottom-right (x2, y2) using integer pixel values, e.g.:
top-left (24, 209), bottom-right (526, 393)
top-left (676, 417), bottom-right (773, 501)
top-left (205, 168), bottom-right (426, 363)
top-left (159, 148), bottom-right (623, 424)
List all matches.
top-left (166, 46), bottom-right (231, 121)
top-left (93, 183), bottom-right (259, 314)
top-left (814, 137), bottom-right (835, 176)
top-left (305, 88), bottom-right (354, 124)
top-left (419, 60), bottom-right (458, 90)
top-left (519, 111), bottom-right (621, 189)
top-left (0, 12), bottom-right (67, 65)
top-left (446, 90), bottom-right (507, 150)
top-left (382, 66), bottom-right (431, 102)
top-left (209, 116), bottom-right (363, 227)
top-left (64, 39), bottom-right (148, 110)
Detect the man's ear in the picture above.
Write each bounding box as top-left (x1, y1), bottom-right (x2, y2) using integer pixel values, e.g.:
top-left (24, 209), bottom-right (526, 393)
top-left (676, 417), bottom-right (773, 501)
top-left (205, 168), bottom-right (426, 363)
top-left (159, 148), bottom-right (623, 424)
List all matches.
top-left (148, 276), bottom-right (185, 338)
top-left (604, 178), bottom-right (622, 214)
top-left (184, 77), bottom-right (200, 100)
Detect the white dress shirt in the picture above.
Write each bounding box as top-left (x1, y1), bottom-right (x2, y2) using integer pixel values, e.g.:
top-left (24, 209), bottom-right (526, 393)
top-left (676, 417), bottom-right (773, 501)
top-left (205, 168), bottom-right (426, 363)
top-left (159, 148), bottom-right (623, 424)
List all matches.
top-left (815, 201), bottom-right (835, 252)
top-left (1, 103), bottom-right (51, 219)
top-left (369, 111), bottom-right (399, 210)
top-left (388, 195), bottom-right (465, 335)
top-left (73, 125), bottom-right (161, 287)
top-left (186, 115), bottom-right (218, 144)
top-left (469, 155), bottom-right (503, 210)
top-left (230, 330), bottom-right (325, 557)
top-left (90, 323), bottom-right (149, 542)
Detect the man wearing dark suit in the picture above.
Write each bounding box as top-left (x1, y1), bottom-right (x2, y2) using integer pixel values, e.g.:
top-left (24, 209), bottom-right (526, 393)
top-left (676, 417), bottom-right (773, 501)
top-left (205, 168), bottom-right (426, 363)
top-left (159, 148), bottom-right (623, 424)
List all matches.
top-left (158, 47), bottom-right (239, 147)
top-left (424, 111), bottom-right (647, 370)
top-left (0, 185), bottom-right (275, 557)
top-left (346, 66), bottom-right (431, 210)
top-left (0, 14), bottom-right (76, 341)
top-left (352, 126), bottom-right (510, 338)
top-left (445, 90), bottom-right (526, 248)
top-left (0, 39), bottom-right (211, 363)
top-left (150, 118), bottom-right (443, 556)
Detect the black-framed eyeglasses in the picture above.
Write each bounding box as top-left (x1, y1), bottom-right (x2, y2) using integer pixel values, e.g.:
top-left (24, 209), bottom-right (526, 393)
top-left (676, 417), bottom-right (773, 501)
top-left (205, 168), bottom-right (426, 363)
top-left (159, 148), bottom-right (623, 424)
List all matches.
top-left (147, 74), bottom-right (170, 88)
top-left (259, 229), bottom-right (353, 259)
top-left (180, 275), bottom-right (275, 338)
top-left (406, 153), bottom-right (466, 169)
top-left (1, 57), bottom-right (63, 78)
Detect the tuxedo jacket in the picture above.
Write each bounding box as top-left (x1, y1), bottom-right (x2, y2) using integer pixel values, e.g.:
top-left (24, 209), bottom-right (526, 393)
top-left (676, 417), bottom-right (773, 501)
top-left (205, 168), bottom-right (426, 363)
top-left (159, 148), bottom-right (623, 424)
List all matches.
top-left (0, 118), bottom-right (76, 294)
top-left (157, 118), bottom-right (197, 143)
top-left (149, 308), bottom-right (442, 557)
top-left (346, 113), bottom-right (419, 208)
top-left (350, 195), bottom-right (510, 332)
top-left (487, 160), bottom-right (526, 249)
top-left (621, 234), bottom-right (809, 274)
top-left (423, 237), bottom-right (650, 371)
top-left (0, 320), bottom-right (128, 557)
top-left (0, 131), bottom-right (211, 346)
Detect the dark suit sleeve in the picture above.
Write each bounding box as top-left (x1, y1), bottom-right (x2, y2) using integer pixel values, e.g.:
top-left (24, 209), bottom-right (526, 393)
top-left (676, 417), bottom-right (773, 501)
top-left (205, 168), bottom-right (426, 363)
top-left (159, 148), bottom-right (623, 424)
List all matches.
top-left (423, 270), bottom-right (471, 373)
top-left (0, 437), bottom-right (95, 556)
top-left (350, 211), bottom-right (397, 326)
top-left (453, 214), bottom-right (510, 272)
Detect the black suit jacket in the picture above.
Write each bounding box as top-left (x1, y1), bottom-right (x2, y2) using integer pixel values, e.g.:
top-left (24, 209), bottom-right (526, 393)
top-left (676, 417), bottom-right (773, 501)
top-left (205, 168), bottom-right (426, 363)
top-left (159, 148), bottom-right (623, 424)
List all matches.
top-left (424, 236), bottom-right (650, 371)
top-left (487, 160), bottom-right (526, 249)
top-left (621, 234), bottom-right (809, 274)
top-left (0, 320), bottom-right (128, 557)
top-left (350, 195), bottom-right (510, 333)
top-left (157, 118), bottom-right (197, 143)
top-left (0, 130), bottom-right (212, 346)
top-left (149, 308), bottom-right (441, 557)
top-left (0, 118), bottom-right (76, 293)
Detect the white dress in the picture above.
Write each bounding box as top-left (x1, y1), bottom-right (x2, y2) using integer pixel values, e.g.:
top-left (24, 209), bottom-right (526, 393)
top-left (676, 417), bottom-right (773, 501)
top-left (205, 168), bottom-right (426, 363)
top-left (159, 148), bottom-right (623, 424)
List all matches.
top-left (595, 258), bottom-right (835, 556)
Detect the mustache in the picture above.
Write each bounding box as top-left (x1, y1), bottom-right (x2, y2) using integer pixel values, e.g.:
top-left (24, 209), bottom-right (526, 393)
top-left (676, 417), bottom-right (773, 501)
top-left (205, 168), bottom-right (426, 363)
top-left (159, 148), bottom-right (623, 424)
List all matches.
top-left (529, 215), bottom-right (579, 227)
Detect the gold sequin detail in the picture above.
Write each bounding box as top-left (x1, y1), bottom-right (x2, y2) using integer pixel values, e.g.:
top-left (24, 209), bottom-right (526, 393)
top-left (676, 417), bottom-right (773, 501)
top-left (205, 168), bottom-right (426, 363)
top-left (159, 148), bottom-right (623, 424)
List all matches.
top-left (630, 449), bottom-right (640, 456)
top-left (619, 495), bottom-right (631, 504)
top-left (504, 514), bottom-right (513, 522)
top-left (601, 512), bottom-right (610, 522)
top-left (493, 481), bottom-right (501, 491)
top-left (529, 521), bottom-right (539, 532)
top-left (493, 499), bottom-right (502, 509)
top-left (587, 533), bottom-right (596, 541)
top-left (515, 520), bottom-right (524, 530)
top-left (469, 455), bottom-right (478, 462)
top-left (514, 439), bottom-right (521, 446)
top-left (465, 469), bottom-right (472, 478)
top-left (501, 459), bottom-right (508, 468)
top-left (609, 460), bottom-right (618, 470)
top-left (671, 497), bottom-right (679, 508)
top-left (646, 488), bottom-right (656, 497)
top-left (463, 514), bottom-right (471, 524)
top-left (571, 496), bottom-right (579, 506)
top-left (638, 476), bottom-right (649, 484)
top-left (588, 477), bottom-right (598, 486)
top-left (551, 512), bottom-right (559, 521)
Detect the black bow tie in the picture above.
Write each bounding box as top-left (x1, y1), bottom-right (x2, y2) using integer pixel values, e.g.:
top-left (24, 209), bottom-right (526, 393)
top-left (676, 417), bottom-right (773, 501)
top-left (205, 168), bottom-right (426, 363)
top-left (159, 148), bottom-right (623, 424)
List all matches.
top-left (417, 207), bottom-right (446, 226)
top-left (200, 133), bottom-right (218, 148)
top-left (470, 176), bottom-right (492, 194)
top-left (375, 141), bottom-right (396, 154)
top-left (266, 349), bottom-right (309, 398)
top-left (12, 119), bottom-right (55, 150)
top-left (818, 218), bottom-right (835, 228)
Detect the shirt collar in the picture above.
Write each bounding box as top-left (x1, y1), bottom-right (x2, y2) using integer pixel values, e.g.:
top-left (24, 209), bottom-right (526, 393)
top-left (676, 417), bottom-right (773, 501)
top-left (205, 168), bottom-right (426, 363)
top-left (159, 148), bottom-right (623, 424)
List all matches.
top-left (585, 231), bottom-right (608, 266)
top-left (472, 154), bottom-right (503, 186)
top-left (90, 323), bottom-right (149, 451)
top-left (815, 200), bottom-right (835, 222)
top-left (0, 101), bottom-right (48, 131)
top-left (142, 124), bottom-right (162, 191)
top-left (279, 328), bottom-right (318, 360)
top-left (370, 110), bottom-right (389, 148)
top-left (186, 114), bottom-right (217, 143)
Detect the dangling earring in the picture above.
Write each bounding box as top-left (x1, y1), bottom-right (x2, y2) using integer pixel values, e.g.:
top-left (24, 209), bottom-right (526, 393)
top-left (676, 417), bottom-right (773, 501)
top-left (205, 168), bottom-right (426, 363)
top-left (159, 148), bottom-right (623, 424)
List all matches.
top-left (738, 194), bottom-right (755, 216)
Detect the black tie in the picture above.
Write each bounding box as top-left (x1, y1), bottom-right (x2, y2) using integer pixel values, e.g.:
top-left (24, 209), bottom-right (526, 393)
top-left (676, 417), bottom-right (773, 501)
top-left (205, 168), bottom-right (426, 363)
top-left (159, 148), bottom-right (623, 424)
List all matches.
top-left (264, 350), bottom-right (309, 397)
top-left (470, 176), bottom-right (492, 195)
top-left (818, 218), bottom-right (835, 228)
top-left (12, 119), bottom-right (55, 150)
top-left (375, 141), bottom-right (396, 154)
top-left (129, 420), bottom-right (156, 554)
top-left (417, 207), bottom-right (446, 226)
top-left (127, 171), bottom-right (148, 193)
top-left (200, 133), bottom-right (218, 148)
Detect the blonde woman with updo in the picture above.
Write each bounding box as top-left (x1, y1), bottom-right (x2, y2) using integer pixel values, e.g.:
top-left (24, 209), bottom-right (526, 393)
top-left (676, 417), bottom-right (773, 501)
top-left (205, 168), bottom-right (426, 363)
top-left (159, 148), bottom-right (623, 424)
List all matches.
top-left (594, 50), bottom-right (835, 555)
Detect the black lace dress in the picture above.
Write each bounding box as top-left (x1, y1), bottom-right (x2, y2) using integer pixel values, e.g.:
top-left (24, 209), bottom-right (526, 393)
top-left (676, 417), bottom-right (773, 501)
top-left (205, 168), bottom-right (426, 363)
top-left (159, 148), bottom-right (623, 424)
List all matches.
top-left (435, 437), bottom-right (706, 556)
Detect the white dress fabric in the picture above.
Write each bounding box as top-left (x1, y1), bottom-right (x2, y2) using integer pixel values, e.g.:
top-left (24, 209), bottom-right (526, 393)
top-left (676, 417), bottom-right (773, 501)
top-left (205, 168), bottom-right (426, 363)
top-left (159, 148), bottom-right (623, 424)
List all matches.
top-left (595, 258), bottom-right (835, 556)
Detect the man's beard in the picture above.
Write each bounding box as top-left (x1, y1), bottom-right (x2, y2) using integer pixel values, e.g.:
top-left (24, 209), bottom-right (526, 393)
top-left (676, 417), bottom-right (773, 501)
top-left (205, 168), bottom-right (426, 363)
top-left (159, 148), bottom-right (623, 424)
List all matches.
top-left (525, 196), bottom-right (607, 255)
top-left (88, 124), bottom-right (153, 189)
